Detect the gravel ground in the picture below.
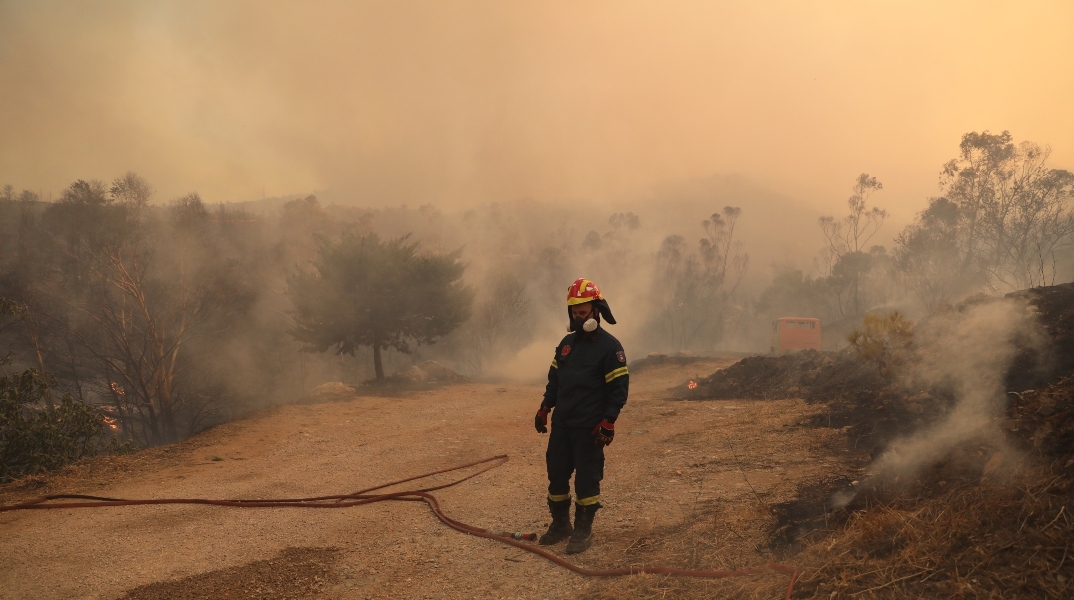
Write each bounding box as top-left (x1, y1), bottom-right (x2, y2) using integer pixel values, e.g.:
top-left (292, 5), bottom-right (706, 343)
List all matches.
top-left (0, 358), bottom-right (857, 599)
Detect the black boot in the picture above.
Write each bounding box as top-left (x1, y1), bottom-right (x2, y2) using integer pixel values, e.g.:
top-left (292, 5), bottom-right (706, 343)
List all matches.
top-left (539, 498), bottom-right (574, 545)
top-left (565, 503), bottom-right (600, 554)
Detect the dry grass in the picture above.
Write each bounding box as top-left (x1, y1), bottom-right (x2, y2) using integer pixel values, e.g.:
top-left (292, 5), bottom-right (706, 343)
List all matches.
top-left (0, 443), bottom-right (201, 504)
top-left (754, 462), bottom-right (1073, 599)
top-left (577, 459), bottom-right (1073, 599)
top-left (576, 500), bottom-right (795, 600)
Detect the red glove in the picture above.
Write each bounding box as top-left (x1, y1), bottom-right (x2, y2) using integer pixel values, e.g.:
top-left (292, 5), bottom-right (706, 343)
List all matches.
top-left (591, 420), bottom-right (615, 446)
top-left (535, 406), bottom-right (550, 434)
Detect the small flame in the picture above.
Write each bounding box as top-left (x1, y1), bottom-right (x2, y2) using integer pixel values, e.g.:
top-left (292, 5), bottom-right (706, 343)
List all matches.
top-left (110, 382), bottom-right (125, 396)
top-left (687, 380), bottom-right (698, 390)
top-left (101, 415), bottom-right (119, 430)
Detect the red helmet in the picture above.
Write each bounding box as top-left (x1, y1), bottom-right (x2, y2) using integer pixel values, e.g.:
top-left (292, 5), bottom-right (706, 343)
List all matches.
top-left (567, 278), bottom-right (603, 306)
top-left (565, 278), bottom-right (616, 325)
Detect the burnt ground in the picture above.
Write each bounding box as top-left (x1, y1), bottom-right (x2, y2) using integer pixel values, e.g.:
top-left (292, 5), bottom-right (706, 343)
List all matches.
top-left (629, 351), bottom-right (753, 374)
top-left (118, 547), bottom-right (342, 600)
top-left (679, 283), bottom-right (1074, 442)
top-left (674, 348), bottom-right (928, 460)
top-left (1007, 282), bottom-right (1074, 388)
top-left (661, 283), bottom-right (1074, 598)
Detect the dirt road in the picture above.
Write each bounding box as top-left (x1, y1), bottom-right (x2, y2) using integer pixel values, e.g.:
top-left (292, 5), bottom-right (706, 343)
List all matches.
top-left (0, 360), bottom-right (856, 599)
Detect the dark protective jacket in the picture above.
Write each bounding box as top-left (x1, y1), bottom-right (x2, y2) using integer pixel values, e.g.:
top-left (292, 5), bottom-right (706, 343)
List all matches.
top-left (542, 328), bottom-right (629, 428)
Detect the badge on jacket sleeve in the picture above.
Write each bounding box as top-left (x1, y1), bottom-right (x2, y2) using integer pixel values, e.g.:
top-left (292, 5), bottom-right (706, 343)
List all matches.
top-left (562, 345), bottom-right (571, 356)
top-left (616, 351), bottom-right (625, 363)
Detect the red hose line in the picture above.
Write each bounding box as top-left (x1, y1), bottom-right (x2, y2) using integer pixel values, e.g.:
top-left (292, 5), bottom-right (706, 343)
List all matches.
top-left (0, 454), bottom-right (797, 599)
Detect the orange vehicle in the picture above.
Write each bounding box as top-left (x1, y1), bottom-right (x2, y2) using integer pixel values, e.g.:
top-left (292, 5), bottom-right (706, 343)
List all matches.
top-left (771, 317), bottom-right (821, 354)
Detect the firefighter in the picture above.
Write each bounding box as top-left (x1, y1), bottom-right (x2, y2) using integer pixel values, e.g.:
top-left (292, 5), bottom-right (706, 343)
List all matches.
top-left (533, 278), bottom-right (628, 554)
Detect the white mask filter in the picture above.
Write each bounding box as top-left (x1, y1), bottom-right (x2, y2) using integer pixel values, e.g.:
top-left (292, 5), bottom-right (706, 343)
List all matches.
top-left (583, 318), bottom-right (598, 332)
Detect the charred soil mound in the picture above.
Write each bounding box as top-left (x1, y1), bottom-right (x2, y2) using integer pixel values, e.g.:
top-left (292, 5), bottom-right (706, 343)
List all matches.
top-left (1005, 374), bottom-right (1074, 460)
top-left (674, 349), bottom-right (883, 404)
top-left (674, 349), bottom-right (935, 454)
top-left (630, 352), bottom-right (712, 373)
top-left (1005, 282), bottom-right (1074, 390)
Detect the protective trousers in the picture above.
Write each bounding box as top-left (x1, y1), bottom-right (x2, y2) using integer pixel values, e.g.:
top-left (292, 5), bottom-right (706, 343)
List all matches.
top-left (545, 424), bottom-right (604, 505)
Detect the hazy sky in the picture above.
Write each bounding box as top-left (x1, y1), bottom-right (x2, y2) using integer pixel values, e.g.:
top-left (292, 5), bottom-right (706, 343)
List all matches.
top-left (1, 1), bottom-right (1072, 219)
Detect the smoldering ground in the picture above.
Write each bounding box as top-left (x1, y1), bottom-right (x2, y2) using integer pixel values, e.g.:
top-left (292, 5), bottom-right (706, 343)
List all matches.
top-left (832, 298), bottom-right (1050, 508)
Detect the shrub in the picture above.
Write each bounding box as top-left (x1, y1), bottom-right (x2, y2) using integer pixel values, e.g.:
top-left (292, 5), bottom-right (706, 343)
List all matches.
top-left (847, 311), bottom-right (916, 377)
top-left (0, 365), bottom-right (127, 483)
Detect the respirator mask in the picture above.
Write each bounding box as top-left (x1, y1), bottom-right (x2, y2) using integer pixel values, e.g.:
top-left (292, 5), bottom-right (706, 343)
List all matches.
top-left (569, 311), bottom-right (600, 333)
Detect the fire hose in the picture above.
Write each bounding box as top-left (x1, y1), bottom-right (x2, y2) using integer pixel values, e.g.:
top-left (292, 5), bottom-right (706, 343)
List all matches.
top-left (0, 454), bottom-right (798, 599)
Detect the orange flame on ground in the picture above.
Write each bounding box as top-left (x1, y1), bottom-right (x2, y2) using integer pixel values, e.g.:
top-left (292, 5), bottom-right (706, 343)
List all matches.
top-left (102, 416), bottom-right (119, 430)
top-left (687, 380), bottom-right (698, 390)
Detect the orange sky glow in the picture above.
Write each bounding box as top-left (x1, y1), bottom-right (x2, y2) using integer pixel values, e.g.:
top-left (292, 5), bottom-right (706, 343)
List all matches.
top-left (1, 1), bottom-right (1071, 222)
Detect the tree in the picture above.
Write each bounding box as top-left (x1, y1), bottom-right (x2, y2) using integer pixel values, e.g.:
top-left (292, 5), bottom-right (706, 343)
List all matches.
top-left (700, 207), bottom-right (748, 287)
top-left (608, 212), bottom-right (641, 232)
top-left (756, 267), bottom-right (831, 322)
top-left (0, 299), bottom-right (130, 482)
top-left (287, 233), bottom-right (472, 380)
top-left (828, 246), bottom-right (894, 318)
top-left (0, 362), bottom-right (117, 482)
top-left (36, 179), bottom-right (248, 445)
top-left (893, 131), bottom-right (1074, 304)
top-left (458, 270), bottom-right (529, 375)
top-left (819, 174), bottom-right (887, 273)
top-left (818, 174), bottom-right (888, 317)
top-left (941, 131), bottom-right (1015, 277)
top-left (109, 172), bottom-right (153, 212)
top-left (893, 198), bottom-right (980, 312)
top-left (648, 207), bottom-right (747, 351)
top-left (941, 130), bottom-right (1074, 290)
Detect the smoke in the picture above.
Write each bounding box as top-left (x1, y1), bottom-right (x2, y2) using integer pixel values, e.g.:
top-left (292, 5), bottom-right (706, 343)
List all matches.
top-left (1, 2), bottom-right (1072, 210)
top-left (848, 298), bottom-right (1047, 499)
top-left (2, 3), bottom-right (1073, 447)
